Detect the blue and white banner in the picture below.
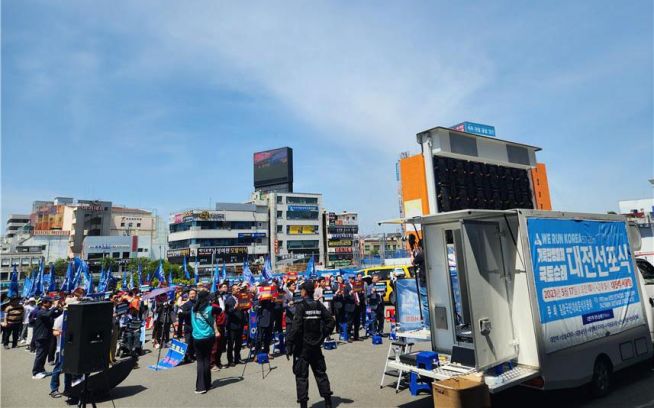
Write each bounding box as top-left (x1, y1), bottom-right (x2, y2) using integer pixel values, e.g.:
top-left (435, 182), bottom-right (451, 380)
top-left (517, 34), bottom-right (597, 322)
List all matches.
top-left (148, 339), bottom-right (188, 371)
top-left (395, 279), bottom-right (423, 331)
top-left (527, 218), bottom-right (644, 353)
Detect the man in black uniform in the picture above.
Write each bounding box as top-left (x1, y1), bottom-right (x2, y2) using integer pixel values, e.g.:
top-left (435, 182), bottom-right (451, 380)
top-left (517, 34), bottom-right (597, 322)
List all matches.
top-left (286, 281), bottom-right (336, 408)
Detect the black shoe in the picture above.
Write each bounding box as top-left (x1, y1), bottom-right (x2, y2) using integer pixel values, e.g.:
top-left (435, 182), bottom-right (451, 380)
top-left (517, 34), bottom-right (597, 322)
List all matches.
top-left (300, 401), bottom-right (308, 408)
top-left (65, 397), bottom-right (79, 405)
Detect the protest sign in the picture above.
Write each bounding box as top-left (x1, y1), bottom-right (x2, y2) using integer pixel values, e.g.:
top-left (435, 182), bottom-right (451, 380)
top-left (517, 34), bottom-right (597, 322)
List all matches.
top-left (148, 339), bottom-right (188, 371)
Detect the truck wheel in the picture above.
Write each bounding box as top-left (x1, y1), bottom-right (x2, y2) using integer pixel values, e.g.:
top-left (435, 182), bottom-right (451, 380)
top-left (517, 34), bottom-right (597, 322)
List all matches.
top-left (589, 356), bottom-right (612, 398)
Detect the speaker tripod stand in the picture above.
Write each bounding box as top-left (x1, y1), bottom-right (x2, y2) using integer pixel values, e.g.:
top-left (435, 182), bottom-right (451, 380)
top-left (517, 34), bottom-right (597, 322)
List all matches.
top-left (77, 373), bottom-right (95, 408)
top-left (241, 324), bottom-right (274, 379)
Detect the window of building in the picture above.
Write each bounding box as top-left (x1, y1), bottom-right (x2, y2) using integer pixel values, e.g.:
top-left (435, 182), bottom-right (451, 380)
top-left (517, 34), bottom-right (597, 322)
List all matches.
top-left (287, 240), bottom-right (319, 249)
top-left (277, 211), bottom-right (283, 218)
top-left (286, 196), bottom-right (318, 205)
top-left (122, 252), bottom-right (130, 258)
top-left (21, 258), bottom-right (30, 265)
top-left (128, 223), bottom-right (133, 227)
top-left (137, 223), bottom-right (141, 227)
top-left (286, 210), bottom-right (319, 220)
top-left (276, 196), bottom-right (283, 204)
top-left (112, 252), bottom-right (120, 258)
top-left (1, 258), bottom-right (10, 267)
top-left (277, 225), bottom-right (283, 233)
top-left (120, 222), bottom-right (125, 227)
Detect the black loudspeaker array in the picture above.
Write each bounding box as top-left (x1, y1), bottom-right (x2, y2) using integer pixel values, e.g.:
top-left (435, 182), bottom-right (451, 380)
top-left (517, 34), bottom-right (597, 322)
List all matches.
top-left (63, 301), bottom-right (113, 375)
top-left (433, 156), bottom-right (534, 212)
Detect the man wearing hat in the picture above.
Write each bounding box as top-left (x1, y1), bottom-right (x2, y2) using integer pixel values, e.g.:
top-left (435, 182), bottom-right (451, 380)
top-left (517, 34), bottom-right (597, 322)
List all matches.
top-left (2, 296), bottom-right (24, 349)
top-left (286, 281), bottom-right (336, 408)
top-left (20, 297), bottom-right (36, 345)
top-left (32, 296), bottom-right (63, 379)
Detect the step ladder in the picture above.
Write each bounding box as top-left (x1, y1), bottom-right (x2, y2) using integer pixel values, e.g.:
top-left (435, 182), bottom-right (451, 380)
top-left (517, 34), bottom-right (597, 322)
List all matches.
top-left (379, 338), bottom-right (414, 393)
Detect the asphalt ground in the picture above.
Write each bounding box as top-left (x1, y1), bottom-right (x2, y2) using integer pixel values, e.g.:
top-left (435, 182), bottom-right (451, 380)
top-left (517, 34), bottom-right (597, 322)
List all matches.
top-left (2, 329), bottom-right (653, 408)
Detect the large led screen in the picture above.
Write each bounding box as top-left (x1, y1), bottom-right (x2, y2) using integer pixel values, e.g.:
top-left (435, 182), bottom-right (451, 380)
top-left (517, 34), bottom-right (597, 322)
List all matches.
top-left (253, 147), bottom-right (293, 188)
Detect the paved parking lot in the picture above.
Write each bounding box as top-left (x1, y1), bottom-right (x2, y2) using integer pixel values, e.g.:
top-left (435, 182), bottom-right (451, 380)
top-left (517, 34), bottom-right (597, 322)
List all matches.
top-left (2, 335), bottom-right (653, 408)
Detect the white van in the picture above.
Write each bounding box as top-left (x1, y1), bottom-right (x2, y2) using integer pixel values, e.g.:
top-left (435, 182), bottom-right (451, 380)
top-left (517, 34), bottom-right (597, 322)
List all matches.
top-left (386, 209), bottom-right (653, 397)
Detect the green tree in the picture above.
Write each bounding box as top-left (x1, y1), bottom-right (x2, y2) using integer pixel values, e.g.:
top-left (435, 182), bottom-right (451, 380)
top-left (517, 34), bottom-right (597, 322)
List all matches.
top-left (100, 257), bottom-right (118, 270)
top-left (53, 258), bottom-right (69, 276)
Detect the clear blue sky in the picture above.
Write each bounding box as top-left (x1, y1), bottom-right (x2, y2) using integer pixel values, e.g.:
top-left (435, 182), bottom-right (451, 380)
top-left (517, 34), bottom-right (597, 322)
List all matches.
top-left (2, 1), bottom-right (652, 233)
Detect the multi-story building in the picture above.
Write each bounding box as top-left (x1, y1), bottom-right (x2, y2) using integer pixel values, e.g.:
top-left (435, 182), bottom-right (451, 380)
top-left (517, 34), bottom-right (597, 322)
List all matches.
top-left (263, 192), bottom-right (324, 270)
top-left (83, 235), bottom-right (153, 265)
top-left (110, 207), bottom-right (156, 236)
top-left (4, 214), bottom-right (30, 242)
top-left (358, 233), bottom-right (405, 259)
top-left (324, 211), bottom-right (358, 269)
top-left (167, 203), bottom-right (269, 275)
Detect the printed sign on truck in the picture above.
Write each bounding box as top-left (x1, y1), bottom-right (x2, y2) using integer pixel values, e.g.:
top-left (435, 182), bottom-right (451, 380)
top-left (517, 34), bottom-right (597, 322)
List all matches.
top-left (527, 218), bottom-right (644, 353)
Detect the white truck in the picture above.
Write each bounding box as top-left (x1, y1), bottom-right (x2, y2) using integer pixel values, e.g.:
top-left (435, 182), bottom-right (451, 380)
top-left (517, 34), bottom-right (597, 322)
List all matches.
top-left (387, 209), bottom-right (653, 396)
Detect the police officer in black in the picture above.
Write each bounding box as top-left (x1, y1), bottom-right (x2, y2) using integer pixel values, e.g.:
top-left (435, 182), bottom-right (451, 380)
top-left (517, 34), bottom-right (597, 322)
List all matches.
top-left (286, 281), bottom-right (336, 408)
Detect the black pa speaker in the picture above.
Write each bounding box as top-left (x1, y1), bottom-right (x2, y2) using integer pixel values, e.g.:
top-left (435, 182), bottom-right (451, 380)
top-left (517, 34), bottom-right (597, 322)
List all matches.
top-left (63, 301), bottom-right (113, 375)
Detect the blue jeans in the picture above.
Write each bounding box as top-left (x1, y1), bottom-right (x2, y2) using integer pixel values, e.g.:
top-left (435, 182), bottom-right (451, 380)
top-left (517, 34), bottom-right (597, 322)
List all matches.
top-left (50, 352), bottom-right (73, 393)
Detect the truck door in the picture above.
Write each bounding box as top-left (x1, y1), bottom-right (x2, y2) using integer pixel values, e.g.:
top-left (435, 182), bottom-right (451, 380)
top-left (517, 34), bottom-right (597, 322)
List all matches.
top-left (462, 220), bottom-right (517, 370)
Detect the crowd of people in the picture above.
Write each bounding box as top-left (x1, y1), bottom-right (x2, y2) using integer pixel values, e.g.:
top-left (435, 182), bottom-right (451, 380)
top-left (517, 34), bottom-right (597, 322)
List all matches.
top-left (1, 271), bottom-right (390, 407)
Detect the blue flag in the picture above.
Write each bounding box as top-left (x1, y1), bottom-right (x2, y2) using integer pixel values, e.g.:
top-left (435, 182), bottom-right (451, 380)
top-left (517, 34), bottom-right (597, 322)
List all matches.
top-left (122, 271), bottom-right (127, 289)
top-left (33, 263), bottom-right (44, 296)
top-left (8, 264), bottom-right (19, 298)
top-left (47, 264), bottom-right (57, 293)
top-left (128, 270), bottom-right (134, 290)
top-left (85, 271), bottom-right (94, 294)
top-left (262, 257), bottom-right (272, 282)
top-left (221, 263), bottom-right (227, 283)
top-left (211, 263), bottom-right (219, 293)
top-left (168, 269), bottom-right (173, 286)
top-left (138, 263), bottom-right (143, 286)
top-left (194, 258), bottom-right (199, 285)
top-left (22, 275), bottom-right (33, 298)
top-left (305, 256), bottom-right (315, 280)
top-left (71, 264), bottom-right (83, 291)
top-left (242, 260), bottom-right (255, 286)
top-left (155, 260), bottom-right (165, 286)
top-left (97, 267), bottom-right (106, 292)
top-left (61, 261), bottom-right (72, 292)
top-left (183, 256), bottom-right (190, 280)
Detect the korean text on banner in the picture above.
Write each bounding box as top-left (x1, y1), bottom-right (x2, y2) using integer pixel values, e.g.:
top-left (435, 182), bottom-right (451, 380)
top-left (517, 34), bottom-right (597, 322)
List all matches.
top-left (148, 339), bottom-right (188, 371)
top-left (527, 218), bottom-right (644, 353)
top-left (395, 279), bottom-right (423, 332)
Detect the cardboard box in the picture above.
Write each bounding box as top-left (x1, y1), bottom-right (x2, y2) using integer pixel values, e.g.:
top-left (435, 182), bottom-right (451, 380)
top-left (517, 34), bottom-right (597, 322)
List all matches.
top-left (432, 376), bottom-right (491, 408)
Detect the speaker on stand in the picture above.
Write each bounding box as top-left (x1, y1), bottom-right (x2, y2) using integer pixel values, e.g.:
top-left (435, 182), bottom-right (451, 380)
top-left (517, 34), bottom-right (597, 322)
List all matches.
top-left (63, 301), bottom-right (113, 408)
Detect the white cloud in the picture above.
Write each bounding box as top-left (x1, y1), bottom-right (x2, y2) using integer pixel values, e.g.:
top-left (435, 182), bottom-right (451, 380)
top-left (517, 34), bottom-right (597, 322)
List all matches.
top-left (103, 1), bottom-right (495, 153)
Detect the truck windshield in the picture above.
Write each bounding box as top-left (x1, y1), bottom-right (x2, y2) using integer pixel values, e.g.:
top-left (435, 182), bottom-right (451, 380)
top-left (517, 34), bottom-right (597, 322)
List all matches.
top-left (637, 259), bottom-right (654, 284)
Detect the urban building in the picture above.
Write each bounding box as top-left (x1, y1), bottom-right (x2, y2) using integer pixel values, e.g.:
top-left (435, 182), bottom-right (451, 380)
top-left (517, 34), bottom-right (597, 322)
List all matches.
top-left (0, 246), bottom-right (43, 282)
top-left (167, 203), bottom-right (269, 275)
top-left (4, 214), bottom-right (30, 242)
top-left (83, 235), bottom-right (153, 265)
top-left (110, 207), bottom-right (157, 237)
top-left (358, 233), bottom-right (405, 259)
top-left (259, 191), bottom-right (325, 270)
top-left (324, 211), bottom-right (358, 268)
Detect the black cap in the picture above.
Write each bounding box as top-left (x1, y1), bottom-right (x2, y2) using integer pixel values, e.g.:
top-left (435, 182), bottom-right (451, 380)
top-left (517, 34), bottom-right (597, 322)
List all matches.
top-left (41, 296), bottom-right (54, 303)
